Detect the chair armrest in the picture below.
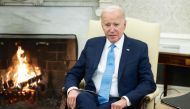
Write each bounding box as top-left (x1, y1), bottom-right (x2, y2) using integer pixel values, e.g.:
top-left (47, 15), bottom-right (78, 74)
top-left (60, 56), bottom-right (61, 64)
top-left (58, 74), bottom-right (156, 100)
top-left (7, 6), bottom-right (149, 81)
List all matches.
top-left (60, 81), bottom-right (84, 109)
top-left (144, 87), bottom-right (160, 102)
top-left (140, 87), bottom-right (160, 109)
top-left (62, 87), bottom-right (65, 93)
top-left (59, 87), bottom-right (67, 109)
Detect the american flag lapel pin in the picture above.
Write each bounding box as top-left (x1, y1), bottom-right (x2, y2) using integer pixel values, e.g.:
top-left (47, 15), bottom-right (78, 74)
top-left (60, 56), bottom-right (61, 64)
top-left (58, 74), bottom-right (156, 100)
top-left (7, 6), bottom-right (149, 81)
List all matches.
top-left (126, 49), bottom-right (130, 51)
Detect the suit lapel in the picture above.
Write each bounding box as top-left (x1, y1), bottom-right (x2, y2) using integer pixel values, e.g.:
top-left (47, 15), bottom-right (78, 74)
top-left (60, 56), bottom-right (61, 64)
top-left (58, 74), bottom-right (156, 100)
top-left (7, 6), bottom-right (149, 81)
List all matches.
top-left (118, 35), bottom-right (131, 80)
top-left (92, 37), bottom-right (106, 70)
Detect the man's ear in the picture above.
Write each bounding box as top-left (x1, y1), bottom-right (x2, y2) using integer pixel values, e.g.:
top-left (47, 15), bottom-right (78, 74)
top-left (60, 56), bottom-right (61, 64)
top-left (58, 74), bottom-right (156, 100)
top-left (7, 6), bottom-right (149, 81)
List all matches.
top-left (124, 20), bottom-right (127, 28)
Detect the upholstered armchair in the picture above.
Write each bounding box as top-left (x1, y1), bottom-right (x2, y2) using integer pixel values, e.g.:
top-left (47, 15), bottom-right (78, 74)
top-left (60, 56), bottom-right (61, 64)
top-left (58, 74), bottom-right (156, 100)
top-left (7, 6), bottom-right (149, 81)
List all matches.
top-left (60, 17), bottom-right (160, 109)
top-left (86, 17), bottom-right (160, 109)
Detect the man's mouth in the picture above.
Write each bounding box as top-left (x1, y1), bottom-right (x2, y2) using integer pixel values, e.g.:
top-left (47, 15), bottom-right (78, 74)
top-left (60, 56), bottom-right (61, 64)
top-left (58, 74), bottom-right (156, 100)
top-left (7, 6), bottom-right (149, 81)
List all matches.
top-left (109, 35), bottom-right (116, 37)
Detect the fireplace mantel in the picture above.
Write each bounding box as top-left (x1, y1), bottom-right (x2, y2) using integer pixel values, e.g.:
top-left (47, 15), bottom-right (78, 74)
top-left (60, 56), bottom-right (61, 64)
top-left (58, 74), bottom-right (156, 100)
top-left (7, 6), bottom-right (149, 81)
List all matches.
top-left (0, 0), bottom-right (99, 6)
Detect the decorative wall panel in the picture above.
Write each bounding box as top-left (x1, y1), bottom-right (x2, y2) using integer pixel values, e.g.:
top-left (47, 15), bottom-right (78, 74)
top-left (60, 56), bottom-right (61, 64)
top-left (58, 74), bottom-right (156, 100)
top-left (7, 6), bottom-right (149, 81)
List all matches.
top-left (113, 0), bottom-right (190, 34)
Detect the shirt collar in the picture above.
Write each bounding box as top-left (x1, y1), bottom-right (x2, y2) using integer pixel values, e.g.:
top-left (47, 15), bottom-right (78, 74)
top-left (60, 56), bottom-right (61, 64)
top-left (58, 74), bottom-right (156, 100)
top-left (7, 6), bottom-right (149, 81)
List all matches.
top-left (105, 34), bottom-right (124, 49)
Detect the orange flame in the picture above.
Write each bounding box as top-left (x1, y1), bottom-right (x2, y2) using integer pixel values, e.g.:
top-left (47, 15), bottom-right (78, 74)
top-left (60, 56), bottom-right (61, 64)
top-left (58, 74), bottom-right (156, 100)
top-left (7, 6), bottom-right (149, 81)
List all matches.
top-left (5, 46), bottom-right (41, 89)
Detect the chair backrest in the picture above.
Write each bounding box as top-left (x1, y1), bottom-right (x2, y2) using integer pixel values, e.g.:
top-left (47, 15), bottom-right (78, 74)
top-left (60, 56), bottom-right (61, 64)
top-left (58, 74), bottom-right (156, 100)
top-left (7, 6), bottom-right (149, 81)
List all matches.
top-left (87, 17), bottom-right (160, 81)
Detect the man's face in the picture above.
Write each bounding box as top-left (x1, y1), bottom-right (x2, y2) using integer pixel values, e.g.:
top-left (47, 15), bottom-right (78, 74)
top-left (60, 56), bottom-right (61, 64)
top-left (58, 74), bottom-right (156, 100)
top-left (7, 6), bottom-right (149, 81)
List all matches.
top-left (101, 10), bottom-right (126, 43)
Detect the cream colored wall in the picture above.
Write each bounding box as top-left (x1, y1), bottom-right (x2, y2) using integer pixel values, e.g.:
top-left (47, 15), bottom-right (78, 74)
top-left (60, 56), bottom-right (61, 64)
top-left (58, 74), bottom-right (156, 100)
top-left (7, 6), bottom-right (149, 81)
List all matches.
top-left (113, 0), bottom-right (190, 34)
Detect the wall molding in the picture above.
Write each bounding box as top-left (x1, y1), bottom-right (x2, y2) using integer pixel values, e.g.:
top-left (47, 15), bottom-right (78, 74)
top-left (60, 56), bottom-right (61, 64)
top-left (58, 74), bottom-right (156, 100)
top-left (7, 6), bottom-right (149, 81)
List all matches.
top-left (160, 33), bottom-right (190, 53)
top-left (0, 0), bottom-right (98, 6)
top-left (161, 33), bottom-right (190, 40)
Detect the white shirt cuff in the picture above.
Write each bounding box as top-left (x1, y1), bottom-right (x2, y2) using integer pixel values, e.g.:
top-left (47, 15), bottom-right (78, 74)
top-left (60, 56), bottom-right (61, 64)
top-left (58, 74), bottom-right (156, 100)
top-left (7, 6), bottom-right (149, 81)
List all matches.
top-left (122, 96), bottom-right (132, 106)
top-left (67, 86), bottom-right (78, 95)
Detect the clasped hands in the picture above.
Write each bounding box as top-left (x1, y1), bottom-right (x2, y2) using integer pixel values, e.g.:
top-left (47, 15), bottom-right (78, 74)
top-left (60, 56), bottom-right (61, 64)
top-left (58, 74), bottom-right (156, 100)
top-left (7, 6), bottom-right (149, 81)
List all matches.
top-left (67, 89), bottom-right (128, 109)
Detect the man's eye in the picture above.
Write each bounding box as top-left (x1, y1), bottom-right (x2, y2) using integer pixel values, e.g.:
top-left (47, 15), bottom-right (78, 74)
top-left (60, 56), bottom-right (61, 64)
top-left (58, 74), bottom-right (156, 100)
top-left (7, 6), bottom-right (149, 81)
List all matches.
top-left (105, 24), bottom-right (111, 27)
top-left (114, 24), bottom-right (119, 26)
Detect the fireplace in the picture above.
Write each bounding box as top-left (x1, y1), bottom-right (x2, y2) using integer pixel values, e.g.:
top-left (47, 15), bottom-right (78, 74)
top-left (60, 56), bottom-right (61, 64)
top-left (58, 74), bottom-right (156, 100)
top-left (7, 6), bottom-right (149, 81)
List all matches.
top-left (0, 34), bottom-right (78, 109)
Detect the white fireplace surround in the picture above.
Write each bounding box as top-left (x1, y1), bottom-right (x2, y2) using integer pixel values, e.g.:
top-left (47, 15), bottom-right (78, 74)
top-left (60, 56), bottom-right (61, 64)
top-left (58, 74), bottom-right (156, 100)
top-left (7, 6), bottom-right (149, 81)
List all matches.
top-left (0, 0), bottom-right (190, 55)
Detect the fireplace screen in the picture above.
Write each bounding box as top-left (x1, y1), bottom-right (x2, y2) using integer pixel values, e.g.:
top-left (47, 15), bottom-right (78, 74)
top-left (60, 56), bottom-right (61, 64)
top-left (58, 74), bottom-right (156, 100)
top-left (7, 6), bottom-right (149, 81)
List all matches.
top-left (0, 34), bottom-right (78, 109)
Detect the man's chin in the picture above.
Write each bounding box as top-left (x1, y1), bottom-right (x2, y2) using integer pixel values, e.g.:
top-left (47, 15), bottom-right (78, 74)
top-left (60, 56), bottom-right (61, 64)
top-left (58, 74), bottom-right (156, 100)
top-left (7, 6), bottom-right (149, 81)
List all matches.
top-left (109, 39), bottom-right (118, 43)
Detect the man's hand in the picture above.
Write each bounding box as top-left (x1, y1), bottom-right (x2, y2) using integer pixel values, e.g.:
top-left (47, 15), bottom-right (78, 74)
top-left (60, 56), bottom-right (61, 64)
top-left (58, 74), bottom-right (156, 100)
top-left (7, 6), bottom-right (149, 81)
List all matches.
top-left (111, 98), bottom-right (128, 109)
top-left (67, 89), bottom-right (80, 109)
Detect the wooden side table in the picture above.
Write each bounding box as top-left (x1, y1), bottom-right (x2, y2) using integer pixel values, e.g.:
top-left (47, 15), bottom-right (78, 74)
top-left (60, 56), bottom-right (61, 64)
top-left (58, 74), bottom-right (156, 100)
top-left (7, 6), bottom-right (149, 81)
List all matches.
top-left (158, 52), bottom-right (190, 96)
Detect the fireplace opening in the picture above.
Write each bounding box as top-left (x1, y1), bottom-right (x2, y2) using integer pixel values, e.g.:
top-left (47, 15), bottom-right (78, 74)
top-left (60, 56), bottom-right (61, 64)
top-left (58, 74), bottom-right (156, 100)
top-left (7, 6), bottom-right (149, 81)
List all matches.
top-left (0, 34), bottom-right (78, 109)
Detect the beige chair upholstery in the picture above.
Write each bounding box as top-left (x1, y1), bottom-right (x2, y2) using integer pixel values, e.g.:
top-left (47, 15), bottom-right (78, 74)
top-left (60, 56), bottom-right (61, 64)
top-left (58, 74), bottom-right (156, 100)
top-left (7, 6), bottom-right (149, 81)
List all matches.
top-left (87, 17), bottom-right (160, 109)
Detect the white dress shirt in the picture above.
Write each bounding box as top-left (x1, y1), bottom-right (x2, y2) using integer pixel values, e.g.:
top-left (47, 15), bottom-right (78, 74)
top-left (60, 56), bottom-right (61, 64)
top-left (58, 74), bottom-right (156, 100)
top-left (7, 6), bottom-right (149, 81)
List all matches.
top-left (92, 35), bottom-right (131, 106)
top-left (92, 35), bottom-right (124, 97)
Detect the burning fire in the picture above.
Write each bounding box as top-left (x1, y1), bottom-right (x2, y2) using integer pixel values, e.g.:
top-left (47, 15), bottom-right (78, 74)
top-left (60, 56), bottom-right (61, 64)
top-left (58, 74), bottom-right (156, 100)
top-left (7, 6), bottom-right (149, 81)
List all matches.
top-left (5, 46), bottom-right (41, 89)
top-left (0, 46), bottom-right (44, 104)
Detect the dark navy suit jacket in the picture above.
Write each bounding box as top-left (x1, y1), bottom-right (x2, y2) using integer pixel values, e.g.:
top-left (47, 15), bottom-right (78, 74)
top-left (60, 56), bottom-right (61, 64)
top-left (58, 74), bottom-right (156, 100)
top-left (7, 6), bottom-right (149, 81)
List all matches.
top-left (64, 34), bottom-right (156, 108)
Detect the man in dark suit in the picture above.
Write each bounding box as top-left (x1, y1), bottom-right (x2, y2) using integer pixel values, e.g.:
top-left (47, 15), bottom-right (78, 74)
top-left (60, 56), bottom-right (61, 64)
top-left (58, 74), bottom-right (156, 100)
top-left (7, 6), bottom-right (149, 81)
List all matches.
top-left (64, 5), bottom-right (156, 109)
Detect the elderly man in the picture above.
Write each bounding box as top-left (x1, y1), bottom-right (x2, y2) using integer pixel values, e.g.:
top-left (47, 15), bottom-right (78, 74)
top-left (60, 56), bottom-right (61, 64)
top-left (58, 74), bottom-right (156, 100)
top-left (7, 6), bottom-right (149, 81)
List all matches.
top-left (64, 5), bottom-right (156, 109)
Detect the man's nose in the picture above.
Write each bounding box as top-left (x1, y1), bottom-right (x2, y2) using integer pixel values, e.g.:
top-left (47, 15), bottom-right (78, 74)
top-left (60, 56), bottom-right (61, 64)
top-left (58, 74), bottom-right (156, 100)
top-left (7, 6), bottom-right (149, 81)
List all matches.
top-left (109, 25), bottom-right (116, 32)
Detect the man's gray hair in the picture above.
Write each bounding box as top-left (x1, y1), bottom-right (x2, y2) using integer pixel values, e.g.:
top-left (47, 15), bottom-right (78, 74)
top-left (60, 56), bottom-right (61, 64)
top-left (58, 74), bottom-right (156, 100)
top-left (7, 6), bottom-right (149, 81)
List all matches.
top-left (100, 5), bottom-right (126, 19)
